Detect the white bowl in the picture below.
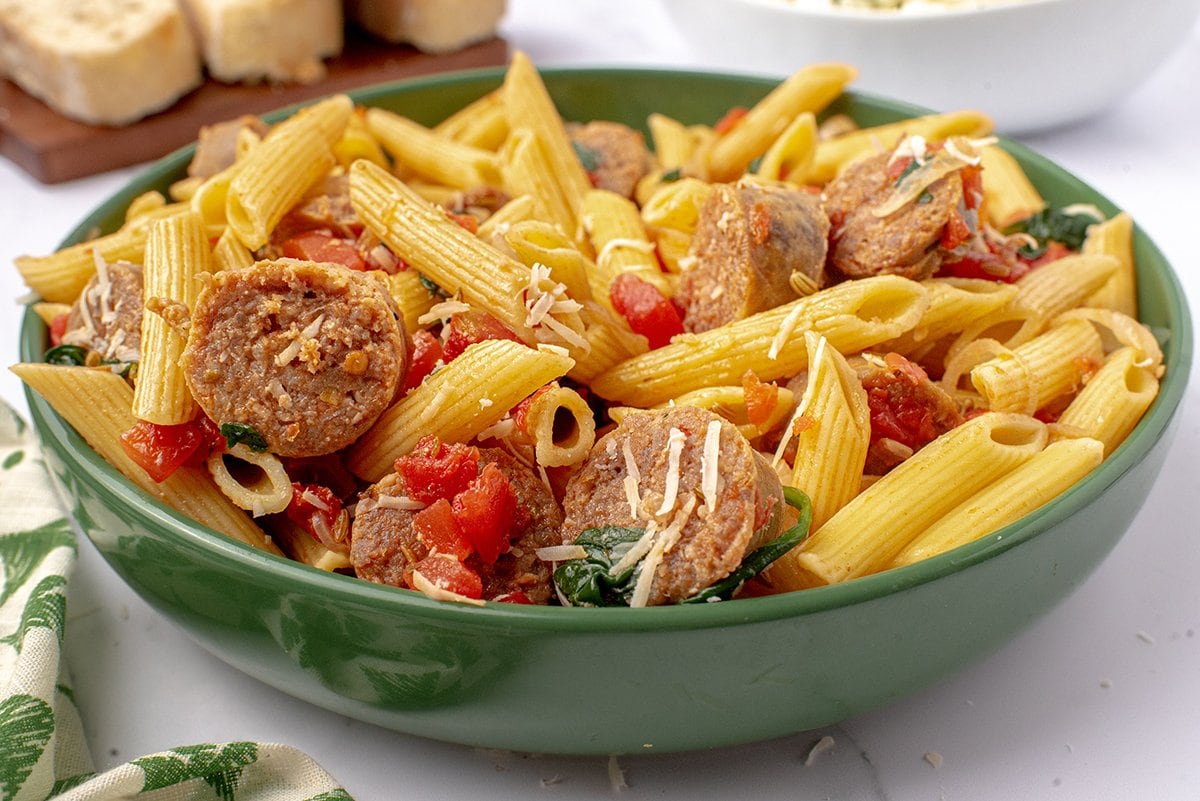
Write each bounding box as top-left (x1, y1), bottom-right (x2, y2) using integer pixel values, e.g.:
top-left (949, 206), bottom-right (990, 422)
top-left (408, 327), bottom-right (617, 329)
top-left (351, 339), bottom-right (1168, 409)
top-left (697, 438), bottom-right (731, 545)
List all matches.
top-left (660, 0), bottom-right (1200, 133)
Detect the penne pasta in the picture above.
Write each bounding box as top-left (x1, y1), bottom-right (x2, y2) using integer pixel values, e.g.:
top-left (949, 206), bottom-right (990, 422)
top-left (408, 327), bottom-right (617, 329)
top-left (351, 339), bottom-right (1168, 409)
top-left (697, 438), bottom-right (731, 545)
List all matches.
top-left (785, 412), bottom-right (1047, 586)
top-left (524, 384), bottom-right (596, 468)
top-left (132, 209), bottom-right (208, 425)
top-left (345, 339), bottom-right (575, 482)
top-left (11, 363), bottom-right (281, 555)
top-left (979, 144), bottom-right (1045, 228)
top-left (590, 275), bottom-right (928, 407)
top-left (227, 94), bottom-right (352, 250)
top-left (891, 437), bottom-right (1104, 567)
top-left (706, 62), bottom-right (857, 181)
top-left (1083, 211), bottom-right (1138, 317)
top-left (1053, 346), bottom-right (1159, 455)
top-left (366, 107), bottom-right (499, 189)
top-left (969, 317), bottom-right (1104, 414)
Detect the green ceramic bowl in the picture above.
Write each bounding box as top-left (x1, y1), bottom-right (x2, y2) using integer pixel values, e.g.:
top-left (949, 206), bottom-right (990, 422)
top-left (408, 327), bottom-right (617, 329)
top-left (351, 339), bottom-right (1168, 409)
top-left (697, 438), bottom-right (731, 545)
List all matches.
top-left (20, 68), bottom-right (1192, 755)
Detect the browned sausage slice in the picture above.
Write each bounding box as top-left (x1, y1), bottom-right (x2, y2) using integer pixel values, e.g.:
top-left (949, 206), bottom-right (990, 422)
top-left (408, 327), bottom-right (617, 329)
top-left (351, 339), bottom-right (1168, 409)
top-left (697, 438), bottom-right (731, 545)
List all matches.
top-left (678, 182), bottom-right (830, 333)
top-left (569, 120), bottom-right (653, 199)
top-left (560, 405), bottom-right (784, 605)
top-left (824, 151), bottom-right (962, 281)
top-left (60, 260), bottom-right (143, 363)
top-left (350, 447), bottom-right (563, 604)
top-left (182, 258), bottom-right (406, 457)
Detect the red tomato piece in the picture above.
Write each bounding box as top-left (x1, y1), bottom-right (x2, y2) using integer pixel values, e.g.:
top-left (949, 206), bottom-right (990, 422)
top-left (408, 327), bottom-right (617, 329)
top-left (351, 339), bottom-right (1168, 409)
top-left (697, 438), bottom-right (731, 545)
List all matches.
top-left (609, 273), bottom-right (685, 350)
top-left (961, 164), bottom-right (984, 210)
top-left (445, 210), bottom-right (479, 235)
top-left (49, 313), bottom-right (69, 347)
top-left (714, 106), bottom-right (749, 135)
top-left (510, 383), bottom-right (556, 436)
top-left (442, 309), bottom-right (524, 363)
top-left (286, 482), bottom-right (342, 534)
top-left (741, 370), bottom-right (779, 427)
top-left (412, 498), bottom-right (473, 561)
top-left (939, 210), bottom-right (973, 251)
top-left (451, 462), bottom-right (518, 564)
top-left (393, 436), bottom-right (480, 504)
top-left (408, 553), bottom-right (483, 600)
top-left (281, 229), bottom-right (367, 271)
top-left (119, 419), bottom-right (213, 483)
top-left (404, 329), bottom-right (444, 392)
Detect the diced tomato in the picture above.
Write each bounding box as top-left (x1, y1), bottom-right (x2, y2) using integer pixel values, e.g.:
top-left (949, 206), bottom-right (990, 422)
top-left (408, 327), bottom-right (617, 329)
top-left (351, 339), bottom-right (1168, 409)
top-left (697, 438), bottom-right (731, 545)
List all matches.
top-left (609, 273), bottom-right (684, 350)
top-left (281, 229), bottom-right (367, 271)
top-left (393, 436), bottom-right (480, 504)
top-left (405, 328), bottom-right (444, 392)
top-left (412, 498), bottom-right (473, 561)
top-left (939, 210), bottom-right (973, 251)
top-left (408, 552), bottom-right (483, 600)
top-left (714, 106), bottom-right (749, 135)
top-left (119, 418), bottom-right (219, 483)
top-left (49, 313), bottom-right (69, 347)
top-left (451, 462), bottom-right (517, 564)
top-left (886, 155), bottom-right (915, 182)
top-left (491, 591), bottom-right (533, 604)
top-left (961, 164), bottom-right (984, 211)
top-left (285, 482), bottom-right (346, 549)
top-left (510, 383), bottom-right (556, 435)
top-left (442, 309), bottom-right (524, 362)
top-left (863, 356), bottom-right (943, 451)
top-left (445, 210), bottom-right (479, 235)
top-left (1023, 240), bottom-right (1073, 269)
top-left (940, 248), bottom-right (1030, 283)
top-left (741, 370), bottom-right (779, 427)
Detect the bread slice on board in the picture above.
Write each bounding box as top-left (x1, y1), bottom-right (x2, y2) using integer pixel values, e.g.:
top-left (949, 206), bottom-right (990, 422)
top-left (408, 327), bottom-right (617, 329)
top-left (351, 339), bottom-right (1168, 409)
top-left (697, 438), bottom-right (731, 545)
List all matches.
top-left (179, 0), bottom-right (344, 84)
top-left (345, 0), bottom-right (506, 53)
top-left (0, 0), bottom-right (203, 126)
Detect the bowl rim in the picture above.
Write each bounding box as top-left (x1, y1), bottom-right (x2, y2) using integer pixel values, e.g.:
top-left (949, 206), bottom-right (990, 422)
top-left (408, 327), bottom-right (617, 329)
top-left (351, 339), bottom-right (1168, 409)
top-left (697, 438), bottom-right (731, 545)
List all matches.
top-left (688, 0), bottom-right (1072, 20)
top-left (21, 64), bottom-right (1195, 635)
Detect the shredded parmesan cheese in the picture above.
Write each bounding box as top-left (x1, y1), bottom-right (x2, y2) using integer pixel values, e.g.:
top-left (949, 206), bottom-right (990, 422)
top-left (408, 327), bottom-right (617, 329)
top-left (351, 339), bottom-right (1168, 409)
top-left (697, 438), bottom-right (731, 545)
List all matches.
top-left (655, 427), bottom-right (687, 517)
top-left (700, 419), bottom-right (722, 514)
top-left (597, 237), bottom-right (656, 266)
top-left (417, 299), bottom-right (471, 327)
top-left (274, 313), bottom-right (325, 367)
top-left (610, 520), bottom-right (659, 577)
top-left (410, 569), bottom-right (486, 606)
top-left (768, 303), bottom-right (807, 360)
top-left (536, 544), bottom-right (588, 562)
top-left (373, 494), bottom-right (427, 511)
top-left (621, 440), bottom-right (642, 520)
top-left (629, 495), bottom-right (697, 607)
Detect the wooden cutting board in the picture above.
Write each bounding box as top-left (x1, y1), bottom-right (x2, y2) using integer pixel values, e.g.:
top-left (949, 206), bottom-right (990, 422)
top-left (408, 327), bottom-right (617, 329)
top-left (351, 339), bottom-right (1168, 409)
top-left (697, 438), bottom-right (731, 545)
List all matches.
top-left (0, 32), bottom-right (509, 185)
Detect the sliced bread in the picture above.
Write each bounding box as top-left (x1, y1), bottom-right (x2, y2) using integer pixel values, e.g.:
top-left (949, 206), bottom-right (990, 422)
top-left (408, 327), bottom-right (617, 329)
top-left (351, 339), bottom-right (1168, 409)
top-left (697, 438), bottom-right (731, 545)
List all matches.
top-left (179, 0), bottom-right (343, 84)
top-left (0, 0), bottom-right (203, 126)
top-left (345, 0), bottom-right (506, 54)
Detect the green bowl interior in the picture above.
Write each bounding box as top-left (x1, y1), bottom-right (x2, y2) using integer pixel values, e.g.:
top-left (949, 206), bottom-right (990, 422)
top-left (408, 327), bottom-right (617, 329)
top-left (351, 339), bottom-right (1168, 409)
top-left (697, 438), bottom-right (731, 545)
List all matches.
top-left (21, 66), bottom-right (1194, 635)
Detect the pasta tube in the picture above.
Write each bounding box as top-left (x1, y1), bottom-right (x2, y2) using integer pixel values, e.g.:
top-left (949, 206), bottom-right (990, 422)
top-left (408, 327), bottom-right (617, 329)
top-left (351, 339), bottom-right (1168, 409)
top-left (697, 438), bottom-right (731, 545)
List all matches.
top-left (12, 363), bottom-right (280, 555)
top-left (1053, 346), bottom-right (1159, 455)
top-left (226, 94), bottom-right (352, 250)
top-left (706, 62), bottom-right (857, 181)
top-left (366, 107), bottom-right (499, 189)
top-left (1083, 212), bottom-right (1138, 317)
top-left (524, 384), bottom-right (596, 467)
top-left (590, 275), bottom-right (928, 407)
top-left (970, 317), bottom-right (1104, 414)
top-left (132, 209), bottom-right (209, 424)
top-left (345, 339), bottom-right (575, 482)
top-left (891, 437), bottom-right (1104, 567)
top-left (785, 412), bottom-right (1047, 586)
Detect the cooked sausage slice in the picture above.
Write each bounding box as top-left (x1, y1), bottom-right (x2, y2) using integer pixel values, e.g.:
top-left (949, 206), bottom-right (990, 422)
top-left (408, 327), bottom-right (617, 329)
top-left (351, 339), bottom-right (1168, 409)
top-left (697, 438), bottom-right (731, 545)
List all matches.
top-left (350, 447), bottom-right (563, 604)
top-left (561, 405), bottom-right (784, 605)
top-left (824, 151), bottom-right (962, 281)
top-left (569, 120), bottom-right (653, 199)
top-left (60, 259), bottom-right (143, 363)
top-left (678, 182), bottom-right (830, 333)
top-left (182, 258), bottom-right (406, 457)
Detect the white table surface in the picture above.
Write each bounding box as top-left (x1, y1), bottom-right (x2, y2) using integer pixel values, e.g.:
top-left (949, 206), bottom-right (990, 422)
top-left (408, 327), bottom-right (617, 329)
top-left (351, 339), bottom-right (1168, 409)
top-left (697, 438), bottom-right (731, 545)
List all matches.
top-left (2, 2), bottom-right (1198, 799)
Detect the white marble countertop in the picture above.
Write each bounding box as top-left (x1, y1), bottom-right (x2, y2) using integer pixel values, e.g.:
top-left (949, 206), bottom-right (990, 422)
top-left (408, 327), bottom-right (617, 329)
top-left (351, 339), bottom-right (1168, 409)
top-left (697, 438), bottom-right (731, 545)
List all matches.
top-left (2, 2), bottom-right (1198, 798)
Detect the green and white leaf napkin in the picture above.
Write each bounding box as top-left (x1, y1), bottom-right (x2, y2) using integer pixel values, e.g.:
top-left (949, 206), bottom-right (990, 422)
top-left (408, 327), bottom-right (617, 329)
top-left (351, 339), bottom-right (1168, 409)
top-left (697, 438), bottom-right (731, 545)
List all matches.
top-left (0, 400), bottom-right (354, 801)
